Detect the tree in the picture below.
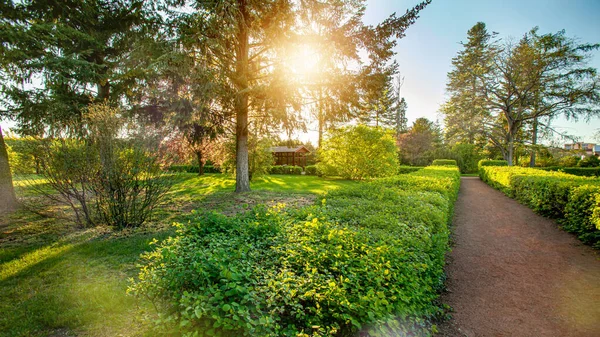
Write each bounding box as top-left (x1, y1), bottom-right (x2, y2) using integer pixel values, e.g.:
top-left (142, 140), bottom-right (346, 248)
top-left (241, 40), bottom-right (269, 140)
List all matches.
top-left (397, 117), bottom-right (442, 166)
top-left (443, 23), bottom-right (600, 165)
top-left (165, 0), bottom-right (431, 192)
top-left (0, 0), bottom-right (160, 135)
top-left (441, 22), bottom-right (495, 149)
top-left (317, 125), bottom-right (398, 180)
top-left (0, 125), bottom-right (17, 212)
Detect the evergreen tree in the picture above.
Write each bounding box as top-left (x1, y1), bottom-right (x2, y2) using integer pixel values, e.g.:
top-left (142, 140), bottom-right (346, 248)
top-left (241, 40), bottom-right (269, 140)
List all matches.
top-left (441, 22), bottom-right (495, 149)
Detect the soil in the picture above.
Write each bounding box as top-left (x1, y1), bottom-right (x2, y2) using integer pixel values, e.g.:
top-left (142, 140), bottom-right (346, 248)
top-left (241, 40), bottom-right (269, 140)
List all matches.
top-left (437, 177), bottom-right (600, 337)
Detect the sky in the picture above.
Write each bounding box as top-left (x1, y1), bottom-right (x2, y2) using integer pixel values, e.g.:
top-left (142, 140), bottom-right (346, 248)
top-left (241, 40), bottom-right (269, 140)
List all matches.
top-left (357, 0), bottom-right (600, 144)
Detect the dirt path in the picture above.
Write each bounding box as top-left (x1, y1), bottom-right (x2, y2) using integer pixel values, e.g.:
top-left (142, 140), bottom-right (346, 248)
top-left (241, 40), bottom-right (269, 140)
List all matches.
top-left (437, 177), bottom-right (600, 337)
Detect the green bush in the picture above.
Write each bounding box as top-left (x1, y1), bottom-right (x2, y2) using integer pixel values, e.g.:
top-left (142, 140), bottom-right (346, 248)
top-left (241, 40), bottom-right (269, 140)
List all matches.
top-left (479, 166), bottom-right (600, 247)
top-left (578, 156), bottom-right (600, 167)
top-left (558, 156), bottom-right (579, 167)
top-left (563, 185), bottom-right (600, 247)
top-left (130, 166), bottom-right (461, 336)
top-left (477, 159), bottom-right (508, 169)
top-left (535, 166), bottom-right (600, 177)
top-left (318, 125), bottom-right (399, 180)
top-left (431, 159), bottom-right (457, 166)
top-left (269, 165), bottom-right (302, 175)
top-left (305, 165), bottom-right (318, 175)
top-left (398, 166), bottom-right (423, 174)
top-left (168, 164), bottom-right (221, 174)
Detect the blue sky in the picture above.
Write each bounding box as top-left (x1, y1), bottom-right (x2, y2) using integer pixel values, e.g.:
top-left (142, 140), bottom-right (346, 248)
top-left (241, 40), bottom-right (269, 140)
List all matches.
top-left (360, 0), bottom-right (600, 144)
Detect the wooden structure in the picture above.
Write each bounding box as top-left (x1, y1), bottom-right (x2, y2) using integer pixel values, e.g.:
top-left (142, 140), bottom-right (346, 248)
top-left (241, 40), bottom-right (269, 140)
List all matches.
top-left (271, 145), bottom-right (310, 167)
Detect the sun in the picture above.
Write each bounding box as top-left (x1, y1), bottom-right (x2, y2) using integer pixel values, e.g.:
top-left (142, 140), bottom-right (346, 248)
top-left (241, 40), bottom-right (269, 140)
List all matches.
top-left (287, 43), bottom-right (321, 79)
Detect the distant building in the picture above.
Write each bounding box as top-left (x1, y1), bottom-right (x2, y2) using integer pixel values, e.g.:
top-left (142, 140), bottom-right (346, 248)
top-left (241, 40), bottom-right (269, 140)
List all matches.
top-left (270, 145), bottom-right (310, 167)
top-left (564, 142), bottom-right (600, 157)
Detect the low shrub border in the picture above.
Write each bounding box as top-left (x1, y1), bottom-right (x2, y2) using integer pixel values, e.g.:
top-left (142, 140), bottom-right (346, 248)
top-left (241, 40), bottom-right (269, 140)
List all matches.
top-left (269, 165), bottom-right (303, 175)
top-left (398, 166), bottom-right (424, 174)
top-left (431, 159), bottom-right (457, 166)
top-left (129, 166), bottom-right (461, 336)
top-left (536, 166), bottom-right (600, 177)
top-left (479, 166), bottom-right (600, 247)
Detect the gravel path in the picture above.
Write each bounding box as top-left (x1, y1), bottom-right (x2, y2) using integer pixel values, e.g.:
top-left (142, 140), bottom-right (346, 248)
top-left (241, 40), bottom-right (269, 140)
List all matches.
top-left (437, 177), bottom-right (600, 337)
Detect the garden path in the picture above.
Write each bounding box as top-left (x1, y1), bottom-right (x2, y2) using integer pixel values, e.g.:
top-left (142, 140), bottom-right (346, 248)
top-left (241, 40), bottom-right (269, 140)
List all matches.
top-left (437, 177), bottom-right (600, 337)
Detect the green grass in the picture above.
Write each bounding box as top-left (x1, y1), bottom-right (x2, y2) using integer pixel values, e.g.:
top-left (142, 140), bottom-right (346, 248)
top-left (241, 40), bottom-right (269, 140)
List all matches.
top-left (0, 173), bottom-right (354, 337)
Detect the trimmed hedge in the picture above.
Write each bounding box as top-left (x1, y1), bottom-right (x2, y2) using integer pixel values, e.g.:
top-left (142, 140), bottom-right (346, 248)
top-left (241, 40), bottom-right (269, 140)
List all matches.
top-left (431, 159), bottom-right (457, 166)
top-left (478, 159), bottom-right (508, 169)
top-left (536, 166), bottom-right (600, 177)
top-left (304, 165), bottom-right (318, 176)
top-left (168, 164), bottom-right (221, 173)
top-left (130, 166), bottom-right (461, 336)
top-left (269, 165), bottom-right (303, 175)
top-left (398, 166), bottom-right (424, 174)
top-left (480, 166), bottom-right (600, 247)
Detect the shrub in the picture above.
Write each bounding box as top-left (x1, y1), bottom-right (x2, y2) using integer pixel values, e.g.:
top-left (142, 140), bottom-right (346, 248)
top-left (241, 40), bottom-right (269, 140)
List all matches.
top-left (536, 166), bottom-right (600, 177)
top-left (168, 164), bottom-right (221, 174)
top-left (477, 159), bottom-right (508, 169)
top-left (558, 156), bottom-right (579, 167)
top-left (398, 166), bottom-right (423, 174)
top-left (130, 166), bottom-right (461, 336)
top-left (26, 103), bottom-right (170, 228)
top-left (431, 159), bottom-right (457, 166)
top-left (318, 125), bottom-right (399, 180)
top-left (563, 185), bottom-right (600, 247)
top-left (305, 165), bottom-right (318, 175)
top-left (269, 165), bottom-right (302, 175)
top-left (578, 156), bottom-right (600, 167)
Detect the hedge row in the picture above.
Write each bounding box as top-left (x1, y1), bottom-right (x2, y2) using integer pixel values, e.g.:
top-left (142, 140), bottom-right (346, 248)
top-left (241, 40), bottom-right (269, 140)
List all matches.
top-left (480, 166), bottom-right (600, 247)
top-left (269, 165), bottom-right (303, 175)
top-left (431, 159), bottom-right (457, 166)
top-left (398, 165), bottom-right (424, 174)
top-left (130, 166), bottom-right (461, 336)
top-left (305, 165), bottom-right (318, 175)
top-left (478, 159), bottom-right (508, 169)
top-left (535, 166), bottom-right (600, 177)
top-left (168, 164), bottom-right (221, 173)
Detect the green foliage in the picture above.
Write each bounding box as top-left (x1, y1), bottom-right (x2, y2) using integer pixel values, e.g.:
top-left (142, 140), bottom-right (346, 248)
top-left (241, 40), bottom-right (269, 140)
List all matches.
top-left (305, 165), bottom-right (318, 176)
top-left (27, 104), bottom-right (170, 228)
top-left (563, 185), bottom-right (600, 247)
top-left (130, 166), bottom-right (460, 336)
top-left (216, 135), bottom-right (274, 181)
top-left (431, 159), bottom-right (457, 166)
top-left (318, 125), bottom-right (399, 180)
top-left (536, 166), bottom-right (600, 177)
top-left (269, 165), bottom-right (303, 175)
top-left (5, 137), bottom-right (44, 174)
top-left (168, 165), bottom-right (221, 174)
top-left (398, 166), bottom-right (423, 174)
top-left (558, 156), bottom-right (580, 167)
top-left (479, 166), bottom-right (600, 247)
top-left (478, 159), bottom-right (508, 168)
top-left (578, 156), bottom-right (600, 167)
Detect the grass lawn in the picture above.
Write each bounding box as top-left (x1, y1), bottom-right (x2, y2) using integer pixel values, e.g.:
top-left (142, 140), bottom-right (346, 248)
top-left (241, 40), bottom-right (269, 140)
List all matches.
top-left (0, 173), bottom-right (354, 337)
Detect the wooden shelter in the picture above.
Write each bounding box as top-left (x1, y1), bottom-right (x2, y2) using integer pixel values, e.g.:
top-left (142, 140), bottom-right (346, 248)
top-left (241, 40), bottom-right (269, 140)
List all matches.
top-left (271, 145), bottom-right (310, 167)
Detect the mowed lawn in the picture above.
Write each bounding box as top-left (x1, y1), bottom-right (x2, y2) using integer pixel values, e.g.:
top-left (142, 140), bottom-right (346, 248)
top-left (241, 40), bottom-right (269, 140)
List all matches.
top-left (0, 173), bottom-right (355, 337)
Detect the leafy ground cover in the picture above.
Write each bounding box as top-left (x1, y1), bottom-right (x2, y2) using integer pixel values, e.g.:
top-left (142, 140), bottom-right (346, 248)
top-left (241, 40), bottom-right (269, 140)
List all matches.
top-left (130, 166), bottom-right (460, 336)
top-left (0, 173), bottom-right (354, 337)
top-left (479, 166), bottom-right (600, 247)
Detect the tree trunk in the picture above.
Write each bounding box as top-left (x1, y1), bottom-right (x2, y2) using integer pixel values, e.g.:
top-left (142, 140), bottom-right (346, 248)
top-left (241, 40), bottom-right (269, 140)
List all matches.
top-left (529, 117), bottom-right (538, 167)
top-left (507, 133), bottom-right (514, 166)
top-left (234, 0), bottom-right (250, 193)
top-left (0, 126), bottom-right (17, 213)
top-left (196, 150), bottom-right (204, 176)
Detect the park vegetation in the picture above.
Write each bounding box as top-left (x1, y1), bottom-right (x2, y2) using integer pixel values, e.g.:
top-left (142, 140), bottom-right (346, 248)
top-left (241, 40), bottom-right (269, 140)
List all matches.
top-left (129, 166), bottom-right (460, 336)
top-left (480, 162), bottom-right (600, 247)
